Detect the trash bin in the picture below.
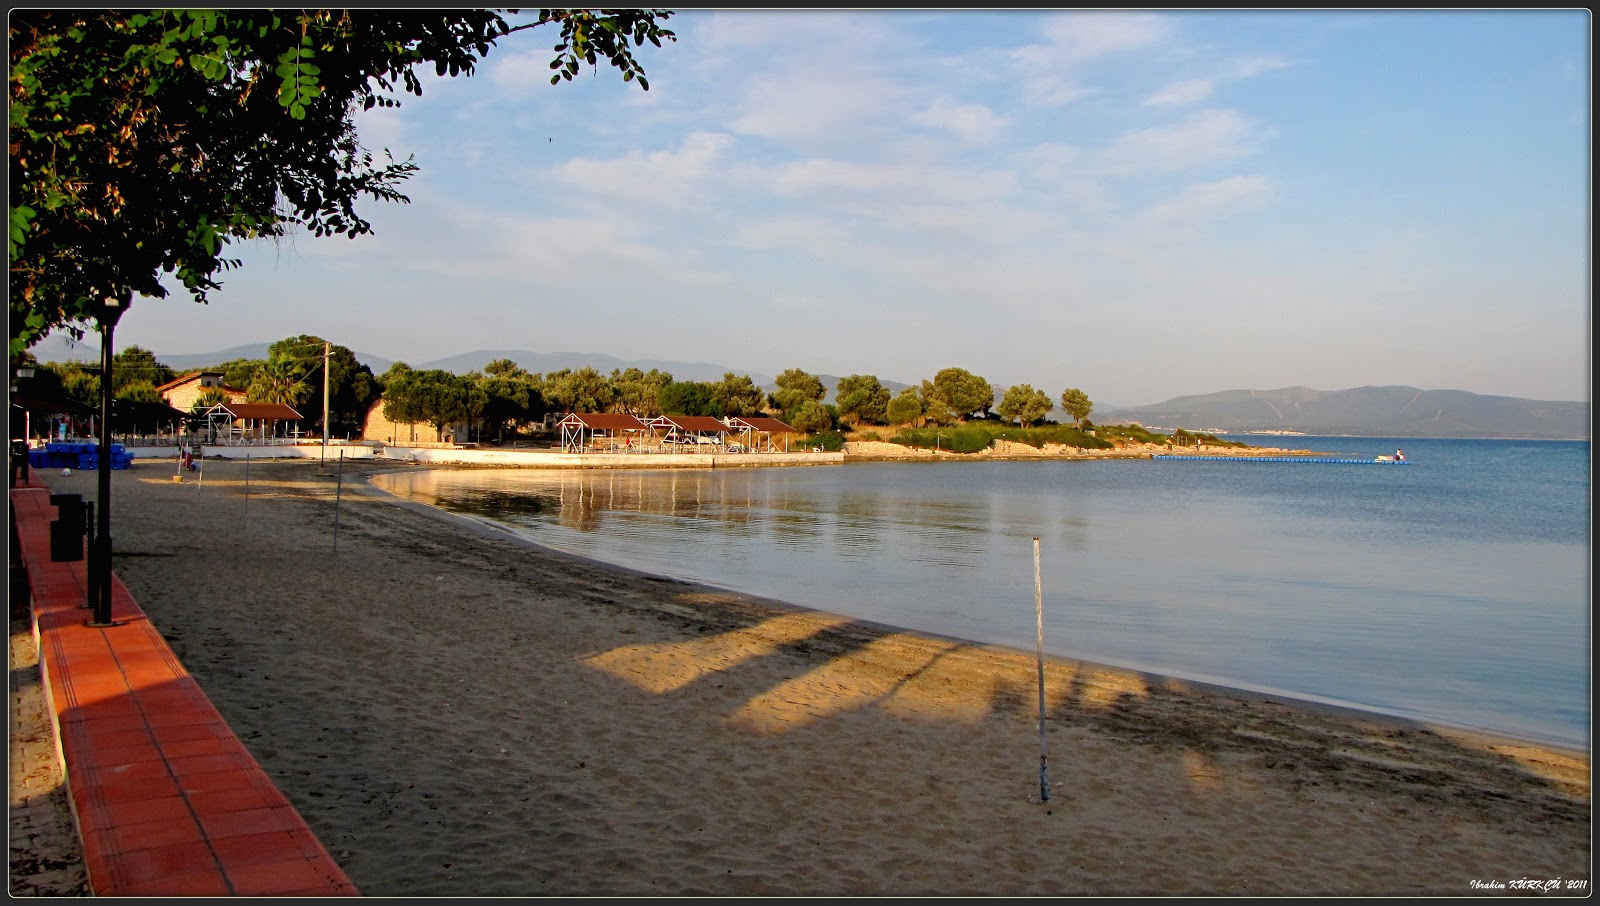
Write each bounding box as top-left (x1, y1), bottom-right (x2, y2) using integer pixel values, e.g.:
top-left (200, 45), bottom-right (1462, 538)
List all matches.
top-left (10, 439), bottom-right (26, 486)
top-left (49, 493), bottom-right (85, 562)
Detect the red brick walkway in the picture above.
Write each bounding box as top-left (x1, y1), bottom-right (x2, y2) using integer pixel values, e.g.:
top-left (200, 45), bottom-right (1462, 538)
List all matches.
top-left (10, 468), bottom-right (359, 896)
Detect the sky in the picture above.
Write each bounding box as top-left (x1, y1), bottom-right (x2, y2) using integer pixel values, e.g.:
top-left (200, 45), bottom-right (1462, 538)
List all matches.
top-left (98, 9), bottom-right (1589, 407)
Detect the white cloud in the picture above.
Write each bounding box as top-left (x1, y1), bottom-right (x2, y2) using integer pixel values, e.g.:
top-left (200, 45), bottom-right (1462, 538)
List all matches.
top-left (552, 132), bottom-right (735, 207)
top-left (1034, 12), bottom-right (1175, 65)
top-left (1100, 108), bottom-right (1268, 173)
top-left (1145, 78), bottom-right (1214, 108)
top-left (1225, 54), bottom-right (1292, 80)
top-left (1005, 13), bottom-right (1176, 110)
top-left (1142, 175), bottom-right (1274, 226)
top-left (911, 99), bottom-right (1010, 144)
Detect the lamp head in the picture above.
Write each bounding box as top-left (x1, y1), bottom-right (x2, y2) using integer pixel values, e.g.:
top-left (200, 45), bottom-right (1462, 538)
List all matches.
top-left (94, 289), bottom-right (133, 328)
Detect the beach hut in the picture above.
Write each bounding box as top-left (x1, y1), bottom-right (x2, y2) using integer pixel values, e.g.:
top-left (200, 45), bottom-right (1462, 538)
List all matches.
top-left (557, 412), bottom-right (651, 453)
top-left (201, 402), bottom-right (305, 444)
top-left (648, 415), bottom-right (734, 451)
top-left (723, 416), bottom-right (798, 453)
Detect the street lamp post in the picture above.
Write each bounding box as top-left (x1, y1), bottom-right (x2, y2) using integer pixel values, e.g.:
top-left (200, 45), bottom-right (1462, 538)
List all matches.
top-left (88, 291), bottom-right (131, 628)
top-left (17, 365), bottom-right (35, 444)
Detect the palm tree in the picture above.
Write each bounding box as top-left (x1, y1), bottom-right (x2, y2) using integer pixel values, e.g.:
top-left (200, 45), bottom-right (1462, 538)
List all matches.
top-left (247, 357), bottom-right (312, 407)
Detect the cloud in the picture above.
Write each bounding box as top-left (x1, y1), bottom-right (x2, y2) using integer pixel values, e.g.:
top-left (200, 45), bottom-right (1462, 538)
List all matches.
top-left (910, 99), bottom-right (1010, 144)
top-left (1224, 54), bottom-right (1291, 80)
top-left (1141, 175), bottom-right (1274, 226)
top-left (1145, 78), bottom-right (1214, 108)
top-left (1100, 108), bottom-right (1268, 173)
top-left (1033, 12), bottom-right (1175, 64)
top-left (552, 132), bottom-right (735, 207)
top-left (1009, 12), bottom-right (1176, 109)
top-left (1143, 54), bottom-right (1290, 110)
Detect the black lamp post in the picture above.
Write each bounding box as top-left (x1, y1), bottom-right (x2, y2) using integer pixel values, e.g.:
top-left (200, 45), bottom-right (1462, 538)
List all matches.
top-left (87, 290), bottom-right (131, 628)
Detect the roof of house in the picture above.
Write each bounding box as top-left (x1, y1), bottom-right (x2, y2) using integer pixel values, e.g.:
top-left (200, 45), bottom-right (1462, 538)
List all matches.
top-left (556, 412), bottom-right (650, 431)
top-left (725, 416), bottom-right (797, 434)
top-left (155, 371), bottom-right (230, 393)
top-left (210, 402), bottom-right (303, 420)
top-left (649, 415), bottom-right (732, 433)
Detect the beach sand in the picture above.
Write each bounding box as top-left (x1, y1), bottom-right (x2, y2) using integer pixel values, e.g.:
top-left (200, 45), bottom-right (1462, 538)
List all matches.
top-left (16, 456), bottom-right (1590, 896)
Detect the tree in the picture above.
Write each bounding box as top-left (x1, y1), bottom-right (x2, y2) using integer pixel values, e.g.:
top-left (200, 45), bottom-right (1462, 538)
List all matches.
top-left (191, 386), bottom-right (230, 415)
top-left (480, 360), bottom-right (544, 441)
top-left (790, 400), bottom-right (834, 435)
top-left (207, 357), bottom-right (263, 389)
top-left (114, 380), bottom-right (163, 404)
top-left (771, 368), bottom-right (826, 418)
top-left (997, 383), bottom-right (1052, 427)
top-left (381, 366), bottom-right (482, 438)
top-left (58, 368), bottom-right (101, 411)
top-left (379, 363), bottom-right (424, 438)
top-left (247, 356), bottom-right (312, 408)
top-left (917, 379), bottom-right (955, 427)
top-left (267, 335), bottom-right (379, 436)
top-left (886, 387), bottom-right (922, 427)
top-left (930, 367), bottom-right (993, 420)
top-left (657, 380), bottom-right (713, 417)
top-left (834, 374), bottom-right (889, 427)
top-left (10, 9), bottom-right (677, 357)
top-left (611, 366), bottom-right (672, 418)
top-left (1059, 387), bottom-right (1093, 428)
top-left (711, 372), bottom-right (765, 419)
top-left (544, 366), bottom-right (615, 414)
top-left (111, 345), bottom-right (174, 391)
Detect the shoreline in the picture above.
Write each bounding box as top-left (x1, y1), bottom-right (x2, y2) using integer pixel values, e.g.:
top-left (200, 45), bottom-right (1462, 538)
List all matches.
top-left (21, 458), bottom-right (1589, 895)
top-left (357, 464), bottom-right (1586, 756)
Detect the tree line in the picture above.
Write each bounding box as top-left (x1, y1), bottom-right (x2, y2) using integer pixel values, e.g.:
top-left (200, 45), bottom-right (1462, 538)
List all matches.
top-left (16, 336), bottom-right (1095, 444)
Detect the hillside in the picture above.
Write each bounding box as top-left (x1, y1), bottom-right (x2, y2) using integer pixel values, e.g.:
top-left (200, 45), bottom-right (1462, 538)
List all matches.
top-left (1094, 386), bottom-right (1589, 440)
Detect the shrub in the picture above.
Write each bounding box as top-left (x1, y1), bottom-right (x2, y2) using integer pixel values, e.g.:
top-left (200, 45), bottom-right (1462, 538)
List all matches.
top-left (801, 430), bottom-right (847, 452)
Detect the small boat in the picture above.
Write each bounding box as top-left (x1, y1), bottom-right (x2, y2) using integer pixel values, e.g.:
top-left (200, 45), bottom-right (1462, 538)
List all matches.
top-left (1375, 449), bottom-right (1408, 463)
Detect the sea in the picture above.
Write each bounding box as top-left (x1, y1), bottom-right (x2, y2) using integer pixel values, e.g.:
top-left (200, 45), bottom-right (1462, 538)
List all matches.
top-left (367, 435), bottom-right (1591, 750)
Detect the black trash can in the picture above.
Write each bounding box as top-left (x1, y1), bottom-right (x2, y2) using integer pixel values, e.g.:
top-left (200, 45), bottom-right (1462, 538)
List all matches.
top-left (9, 439), bottom-right (26, 487)
top-left (49, 493), bottom-right (85, 562)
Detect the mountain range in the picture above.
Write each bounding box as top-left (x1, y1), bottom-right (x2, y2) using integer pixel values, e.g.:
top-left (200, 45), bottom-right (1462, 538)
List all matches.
top-left (25, 335), bottom-right (1589, 439)
top-left (1093, 386), bottom-right (1589, 440)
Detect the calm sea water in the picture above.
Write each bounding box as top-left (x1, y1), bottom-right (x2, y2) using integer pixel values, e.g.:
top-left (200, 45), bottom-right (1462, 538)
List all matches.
top-left (369, 436), bottom-right (1591, 749)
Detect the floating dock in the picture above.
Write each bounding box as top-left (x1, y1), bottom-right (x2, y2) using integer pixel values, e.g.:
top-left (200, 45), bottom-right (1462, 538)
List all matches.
top-left (1152, 454), bottom-right (1411, 465)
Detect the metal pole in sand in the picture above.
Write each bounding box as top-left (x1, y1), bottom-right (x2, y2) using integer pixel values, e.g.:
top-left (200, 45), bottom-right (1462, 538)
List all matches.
top-left (243, 447), bottom-right (250, 515)
top-left (332, 450), bottom-right (344, 552)
top-left (1035, 536), bottom-right (1050, 802)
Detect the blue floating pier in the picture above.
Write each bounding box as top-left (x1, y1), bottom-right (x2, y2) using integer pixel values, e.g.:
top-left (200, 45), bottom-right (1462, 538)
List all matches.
top-left (1152, 454), bottom-right (1410, 465)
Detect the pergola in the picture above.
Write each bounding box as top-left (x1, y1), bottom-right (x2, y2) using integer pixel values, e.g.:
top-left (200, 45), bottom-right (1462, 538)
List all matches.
top-left (648, 415), bottom-right (734, 451)
top-left (201, 402), bottom-right (304, 444)
top-left (724, 416), bottom-right (798, 453)
top-left (557, 412), bottom-right (651, 452)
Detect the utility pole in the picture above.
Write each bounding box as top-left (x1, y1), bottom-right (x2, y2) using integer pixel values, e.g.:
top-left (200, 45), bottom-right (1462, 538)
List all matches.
top-left (321, 340), bottom-right (331, 469)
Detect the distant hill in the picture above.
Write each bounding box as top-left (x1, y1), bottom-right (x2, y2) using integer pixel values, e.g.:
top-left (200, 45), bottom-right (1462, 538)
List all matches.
top-left (1094, 386), bottom-right (1589, 440)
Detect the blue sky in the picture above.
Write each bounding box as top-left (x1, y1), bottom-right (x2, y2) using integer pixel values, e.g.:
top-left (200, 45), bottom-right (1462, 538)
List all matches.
top-left (105, 10), bottom-right (1588, 407)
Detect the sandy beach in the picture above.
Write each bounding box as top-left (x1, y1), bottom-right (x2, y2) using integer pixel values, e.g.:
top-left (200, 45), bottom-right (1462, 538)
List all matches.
top-left (13, 455), bottom-right (1590, 896)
